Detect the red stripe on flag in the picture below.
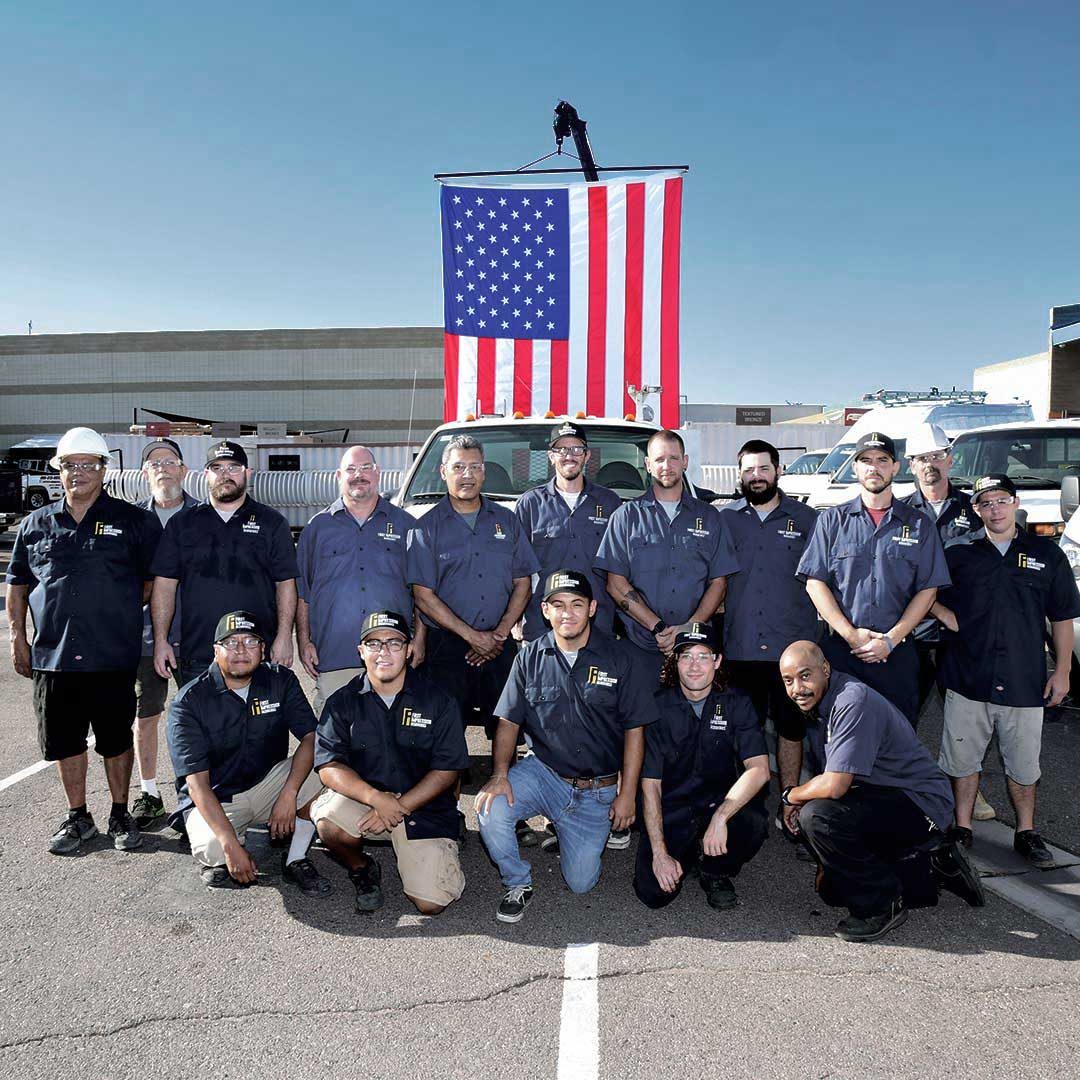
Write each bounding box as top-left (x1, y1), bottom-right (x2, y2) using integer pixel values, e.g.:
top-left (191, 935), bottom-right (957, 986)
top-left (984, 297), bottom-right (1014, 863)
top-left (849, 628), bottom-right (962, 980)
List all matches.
top-left (513, 339), bottom-right (532, 416)
top-left (659, 177), bottom-right (682, 430)
top-left (476, 337), bottom-right (496, 416)
top-left (550, 340), bottom-right (569, 414)
top-left (444, 332), bottom-right (459, 422)
top-left (586, 186), bottom-right (608, 416)
top-left (623, 183), bottom-right (645, 418)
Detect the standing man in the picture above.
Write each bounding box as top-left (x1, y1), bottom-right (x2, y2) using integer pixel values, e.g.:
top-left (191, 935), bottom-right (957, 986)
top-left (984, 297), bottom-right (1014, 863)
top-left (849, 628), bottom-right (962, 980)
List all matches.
top-left (296, 445), bottom-right (424, 714)
top-left (310, 611), bottom-right (468, 916)
top-left (132, 438), bottom-right (199, 828)
top-left (6, 426), bottom-right (161, 854)
top-left (515, 422), bottom-right (622, 641)
top-left (475, 570), bottom-right (656, 922)
top-left (634, 623), bottom-right (770, 912)
top-left (779, 642), bottom-right (983, 944)
top-left (934, 475), bottom-right (1080, 864)
top-left (151, 441), bottom-right (298, 688)
top-left (797, 431), bottom-right (950, 726)
top-left (595, 429), bottom-right (738, 687)
top-left (167, 611), bottom-right (328, 893)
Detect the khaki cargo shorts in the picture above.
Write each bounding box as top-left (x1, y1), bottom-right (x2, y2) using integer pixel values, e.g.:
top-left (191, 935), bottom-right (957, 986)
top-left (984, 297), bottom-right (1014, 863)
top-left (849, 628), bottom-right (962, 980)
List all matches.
top-left (939, 689), bottom-right (1043, 786)
top-left (310, 789), bottom-right (465, 908)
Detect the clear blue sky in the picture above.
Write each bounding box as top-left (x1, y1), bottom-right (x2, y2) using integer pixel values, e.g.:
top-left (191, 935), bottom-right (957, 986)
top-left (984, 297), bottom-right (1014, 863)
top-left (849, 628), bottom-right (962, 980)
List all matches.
top-left (3, 2), bottom-right (1077, 404)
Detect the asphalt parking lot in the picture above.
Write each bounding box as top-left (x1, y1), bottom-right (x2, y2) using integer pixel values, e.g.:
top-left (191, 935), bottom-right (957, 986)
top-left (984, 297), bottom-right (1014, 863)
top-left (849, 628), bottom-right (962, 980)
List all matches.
top-left (2, 555), bottom-right (1080, 1077)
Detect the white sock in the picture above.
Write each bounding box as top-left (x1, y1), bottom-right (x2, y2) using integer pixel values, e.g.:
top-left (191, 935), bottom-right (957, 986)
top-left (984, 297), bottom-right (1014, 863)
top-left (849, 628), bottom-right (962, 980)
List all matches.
top-left (286, 819), bottom-right (316, 865)
top-left (140, 778), bottom-right (159, 798)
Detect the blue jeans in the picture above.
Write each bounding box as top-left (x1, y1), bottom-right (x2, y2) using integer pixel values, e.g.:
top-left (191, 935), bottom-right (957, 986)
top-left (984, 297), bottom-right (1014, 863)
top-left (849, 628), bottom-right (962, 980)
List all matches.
top-left (478, 755), bottom-right (617, 893)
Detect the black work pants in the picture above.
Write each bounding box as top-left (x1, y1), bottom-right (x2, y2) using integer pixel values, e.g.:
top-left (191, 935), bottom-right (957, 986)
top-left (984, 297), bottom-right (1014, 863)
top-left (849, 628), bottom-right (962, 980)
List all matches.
top-left (727, 660), bottom-right (806, 742)
top-left (633, 799), bottom-right (769, 909)
top-left (822, 634), bottom-right (920, 729)
top-left (799, 785), bottom-right (941, 918)
top-left (914, 640), bottom-right (941, 713)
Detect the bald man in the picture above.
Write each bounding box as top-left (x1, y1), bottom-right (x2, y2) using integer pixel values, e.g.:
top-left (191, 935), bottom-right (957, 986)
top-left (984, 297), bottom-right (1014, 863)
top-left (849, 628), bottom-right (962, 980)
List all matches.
top-left (778, 642), bottom-right (982, 943)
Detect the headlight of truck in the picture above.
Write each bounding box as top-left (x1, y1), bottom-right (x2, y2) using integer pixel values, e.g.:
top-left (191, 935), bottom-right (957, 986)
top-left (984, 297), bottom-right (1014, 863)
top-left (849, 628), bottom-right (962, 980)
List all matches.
top-left (1061, 534), bottom-right (1080, 575)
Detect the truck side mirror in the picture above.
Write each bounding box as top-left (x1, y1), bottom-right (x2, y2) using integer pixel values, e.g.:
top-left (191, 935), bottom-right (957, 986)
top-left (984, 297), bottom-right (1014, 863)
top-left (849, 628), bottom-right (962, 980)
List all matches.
top-left (1062, 474), bottom-right (1080, 522)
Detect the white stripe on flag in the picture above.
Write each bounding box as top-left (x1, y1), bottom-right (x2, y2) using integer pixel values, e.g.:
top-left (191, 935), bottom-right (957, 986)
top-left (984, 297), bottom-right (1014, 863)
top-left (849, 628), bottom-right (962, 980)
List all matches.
top-left (494, 338), bottom-right (515, 417)
top-left (532, 339), bottom-right (552, 416)
top-left (604, 183), bottom-right (628, 420)
top-left (457, 336), bottom-right (479, 418)
top-left (567, 185), bottom-right (590, 415)
top-left (640, 179), bottom-right (665, 400)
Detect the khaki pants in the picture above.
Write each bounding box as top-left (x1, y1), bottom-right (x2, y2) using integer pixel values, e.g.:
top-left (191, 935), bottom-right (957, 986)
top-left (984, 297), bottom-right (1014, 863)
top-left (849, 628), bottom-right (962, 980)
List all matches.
top-left (187, 759), bottom-right (324, 868)
top-left (310, 789), bottom-right (465, 908)
top-left (314, 668), bottom-right (364, 715)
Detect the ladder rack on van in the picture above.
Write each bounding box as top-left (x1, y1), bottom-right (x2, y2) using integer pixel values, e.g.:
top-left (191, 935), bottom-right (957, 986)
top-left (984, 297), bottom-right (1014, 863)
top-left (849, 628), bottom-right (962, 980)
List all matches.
top-left (861, 389), bottom-right (990, 406)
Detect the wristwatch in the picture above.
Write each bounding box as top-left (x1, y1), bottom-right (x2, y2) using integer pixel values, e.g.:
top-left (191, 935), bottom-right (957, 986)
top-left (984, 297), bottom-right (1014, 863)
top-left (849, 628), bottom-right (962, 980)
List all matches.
top-left (780, 786), bottom-right (795, 807)
top-left (651, 619), bottom-right (668, 635)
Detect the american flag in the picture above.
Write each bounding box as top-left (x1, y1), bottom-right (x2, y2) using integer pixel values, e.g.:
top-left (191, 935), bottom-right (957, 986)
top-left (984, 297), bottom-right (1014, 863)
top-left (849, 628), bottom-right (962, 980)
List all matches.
top-left (440, 173), bottom-right (683, 429)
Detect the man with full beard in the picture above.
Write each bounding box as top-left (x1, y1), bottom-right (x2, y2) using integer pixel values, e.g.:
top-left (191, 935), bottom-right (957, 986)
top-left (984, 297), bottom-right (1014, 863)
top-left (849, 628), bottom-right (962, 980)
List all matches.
top-left (797, 432), bottom-right (949, 726)
top-left (151, 441), bottom-right (298, 688)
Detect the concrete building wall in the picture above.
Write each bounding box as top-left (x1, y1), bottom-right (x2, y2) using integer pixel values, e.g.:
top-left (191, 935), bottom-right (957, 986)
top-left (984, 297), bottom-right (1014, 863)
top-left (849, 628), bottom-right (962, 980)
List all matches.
top-left (974, 352), bottom-right (1050, 421)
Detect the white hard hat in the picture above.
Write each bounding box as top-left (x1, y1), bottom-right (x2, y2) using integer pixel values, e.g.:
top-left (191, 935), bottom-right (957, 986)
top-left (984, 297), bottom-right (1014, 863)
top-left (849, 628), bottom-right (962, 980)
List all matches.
top-left (905, 423), bottom-right (951, 458)
top-left (49, 427), bottom-right (112, 470)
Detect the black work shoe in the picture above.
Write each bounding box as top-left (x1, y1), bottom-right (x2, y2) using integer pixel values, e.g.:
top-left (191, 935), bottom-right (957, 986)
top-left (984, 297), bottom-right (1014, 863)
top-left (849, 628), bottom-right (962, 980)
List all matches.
top-left (1014, 829), bottom-right (1055, 867)
top-left (834, 899), bottom-right (908, 943)
top-left (457, 810), bottom-right (468, 847)
top-left (349, 858), bottom-right (384, 912)
top-left (932, 840), bottom-right (986, 907)
top-left (107, 810), bottom-right (143, 851)
top-left (540, 823), bottom-right (560, 853)
top-left (516, 819), bottom-right (538, 847)
top-left (606, 828), bottom-right (631, 850)
top-left (48, 813), bottom-right (98, 855)
top-left (948, 824), bottom-right (973, 849)
top-left (200, 864), bottom-right (249, 889)
top-left (701, 874), bottom-right (738, 911)
top-left (496, 885), bottom-right (534, 923)
top-left (282, 855), bottom-right (331, 896)
top-left (131, 792), bottom-right (166, 829)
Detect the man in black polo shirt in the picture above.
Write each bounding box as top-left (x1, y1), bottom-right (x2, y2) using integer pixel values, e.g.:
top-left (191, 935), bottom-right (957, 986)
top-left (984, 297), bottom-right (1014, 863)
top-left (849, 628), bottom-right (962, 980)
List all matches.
top-left (151, 441), bottom-right (299, 687)
top-left (311, 611), bottom-right (469, 915)
top-left (933, 474), bottom-right (1080, 865)
top-left (779, 641), bottom-right (983, 943)
top-left (167, 611), bottom-right (328, 892)
top-left (634, 623), bottom-right (770, 912)
top-left (6, 426), bottom-right (161, 854)
top-left (475, 569), bottom-right (656, 923)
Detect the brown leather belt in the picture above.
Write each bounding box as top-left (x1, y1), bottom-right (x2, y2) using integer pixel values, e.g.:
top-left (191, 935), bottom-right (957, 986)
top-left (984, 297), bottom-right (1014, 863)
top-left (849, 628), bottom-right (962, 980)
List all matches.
top-left (560, 773), bottom-right (618, 790)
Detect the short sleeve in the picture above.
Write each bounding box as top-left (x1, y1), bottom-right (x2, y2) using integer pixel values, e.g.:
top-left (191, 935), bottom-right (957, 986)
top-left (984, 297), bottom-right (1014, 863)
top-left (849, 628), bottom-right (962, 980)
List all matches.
top-left (822, 696), bottom-right (881, 778)
top-left (5, 520), bottom-right (36, 586)
top-left (796, 514), bottom-right (832, 582)
top-left (706, 509), bottom-right (740, 580)
top-left (1046, 547), bottom-right (1080, 622)
top-left (167, 691), bottom-right (209, 780)
top-left (641, 708), bottom-right (668, 780)
top-left (494, 651), bottom-right (528, 726)
top-left (314, 690), bottom-right (353, 770)
top-left (406, 518), bottom-right (439, 590)
top-left (617, 648), bottom-right (658, 730)
top-left (729, 693), bottom-right (767, 762)
top-left (510, 515), bottom-right (540, 578)
top-left (295, 521), bottom-right (316, 601)
top-left (282, 669), bottom-right (317, 739)
top-left (151, 514), bottom-right (184, 579)
top-left (136, 510), bottom-right (163, 580)
top-left (914, 516), bottom-right (951, 591)
top-left (268, 515), bottom-right (300, 582)
top-left (594, 504), bottom-right (632, 577)
top-left (430, 693), bottom-right (470, 772)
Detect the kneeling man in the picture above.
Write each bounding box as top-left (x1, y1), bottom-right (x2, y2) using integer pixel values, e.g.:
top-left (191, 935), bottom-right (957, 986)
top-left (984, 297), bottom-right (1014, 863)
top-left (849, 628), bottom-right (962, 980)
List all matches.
top-left (779, 641), bottom-right (983, 943)
top-left (634, 623), bottom-right (769, 911)
top-left (167, 611), bottom-right (328, 893)
top-left (476, 569), bottom-right (656, 923)
top-left (311, 611), bottom-right (468, 916)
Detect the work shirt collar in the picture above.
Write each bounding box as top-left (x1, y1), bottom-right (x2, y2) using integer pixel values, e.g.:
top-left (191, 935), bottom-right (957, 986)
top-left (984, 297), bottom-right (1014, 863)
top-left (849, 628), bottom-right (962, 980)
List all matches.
top-left (729, 492), bottom-right (800, 523)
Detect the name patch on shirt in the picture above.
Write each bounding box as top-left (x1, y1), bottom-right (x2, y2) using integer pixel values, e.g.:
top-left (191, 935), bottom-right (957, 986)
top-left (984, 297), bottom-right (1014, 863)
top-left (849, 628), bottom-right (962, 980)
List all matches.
top-left (93, 522), bottom-right (124, 537)
top-left (242, 516), bottom-right (261, 535)
top-left (586, 666), bottom-right (619, 688)
top-left (1018, 553), bottom-right (1046, 572)
top-left (687, 517), bottom-right (711, 539)
top-left (493, 523), bottom-right (508, 541)
top-left (402, 707), bottom-right (432, 728)
top-left (891, 525), bottom-right (920, 547)
top-left (378, 521), bottom-right (402, 542)
top-left (709, 704), bottom-right (727, 731)
top-left (251, 698), bottom-right (280, 715)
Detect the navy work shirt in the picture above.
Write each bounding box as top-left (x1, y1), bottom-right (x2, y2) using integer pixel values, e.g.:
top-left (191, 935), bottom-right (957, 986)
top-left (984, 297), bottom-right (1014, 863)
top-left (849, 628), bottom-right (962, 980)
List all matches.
top-left (315, 669), bottom-right (468, 840)
top-left (167, 661), bottom-right (317, 819)
top-left (594, 486), bottom-right (739, 653)
top-left (643, 685), bottom-right (767, 814)
top-left (495, 629), bottom-right (657, 778)
top-left (297, 496), bottom-right (416, 672)
top-left (151, 496), bottom-right (299, 665)
top-left (141, 493), bottom-right (200, 658)
top-left (406, 494), bottom-right (539, 630)
top-left (937, 531), bottom-right (1080, 707)
top-left (721, 494), bottom-right (822, 661)
top-left (7, 492), bottom-right (161, 672)
top-left (797, 495), bottom-right (950, 633)
top-left (805, 672), bottom-right (954, 831)
top-left (515, 476), bottom-right (622, 640)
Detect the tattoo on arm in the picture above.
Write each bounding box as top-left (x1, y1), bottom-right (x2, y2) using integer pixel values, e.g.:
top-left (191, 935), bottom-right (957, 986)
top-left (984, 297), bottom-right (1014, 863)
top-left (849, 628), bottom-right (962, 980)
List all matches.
top-left (619, 588), bottom-right (644, 612)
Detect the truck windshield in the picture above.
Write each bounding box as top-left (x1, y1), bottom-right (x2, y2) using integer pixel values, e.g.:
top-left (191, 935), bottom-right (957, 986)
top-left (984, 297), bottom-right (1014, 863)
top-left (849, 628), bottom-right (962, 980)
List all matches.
top-left (817, 443), bottom-right (856, 476)
top-left (402, 424), bottom-right (655, 502)
top-left (949, 428), bottom-right (1080, 489)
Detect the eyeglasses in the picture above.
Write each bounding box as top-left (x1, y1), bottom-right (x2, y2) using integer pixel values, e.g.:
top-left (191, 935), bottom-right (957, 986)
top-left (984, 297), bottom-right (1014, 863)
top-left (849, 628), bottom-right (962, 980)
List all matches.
top-left (975, 496), bottom-right (1015, 510)
top-left (551, 446), bottom-right (587, 458)
top-left (59, 461), bottom-right (103, 473)
top-left (216, 636), bottom-right (262, 652)
top-left (447, 463), bottom-right (485, 476)
top-left (343, 463), bottom-right (377, 475)
top-left (677, 650), bottom-right (716, 666)
top-left (911, 451), bottom-right (948, 464)
top-left (146, 459), bottom-right (182, 470)
top-left (208, 463), bottom-right (245, 476)
top-left (360, 639), bottom-right (407, 654)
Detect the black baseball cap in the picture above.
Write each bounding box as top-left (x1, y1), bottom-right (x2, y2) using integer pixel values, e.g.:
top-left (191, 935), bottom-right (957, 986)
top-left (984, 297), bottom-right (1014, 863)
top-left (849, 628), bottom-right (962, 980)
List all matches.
top-left (549, 421), bottom-right (588, 448)
top-left (360, 610), bottom-right (411, 642)
top-left (206, 440), bottom-right (249, 468)
top-left (542, 569), bottom-right (593, 602)
top-left (214, 611), bottom-right (264, 643)
top-left (854, 431), bottom-right (897, 461)
top-left (673, 622), bottom-right (718, 653)
top-left (141, 438), bottom-right (184, 464)
top-left (972, 473), bottom-right (1017, 501)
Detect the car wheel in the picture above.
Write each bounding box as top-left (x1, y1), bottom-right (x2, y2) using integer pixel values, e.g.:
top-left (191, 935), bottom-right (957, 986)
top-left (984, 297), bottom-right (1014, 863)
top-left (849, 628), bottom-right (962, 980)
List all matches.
top-left (26, 490), bottom-right (47, 510)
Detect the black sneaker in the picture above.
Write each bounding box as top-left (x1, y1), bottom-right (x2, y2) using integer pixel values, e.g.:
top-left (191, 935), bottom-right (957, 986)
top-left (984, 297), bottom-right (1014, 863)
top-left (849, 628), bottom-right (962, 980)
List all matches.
top-left (1014, 829), bottom-right (1055, 867)
top-left (606, 828), bottom-right (631, 850)
top-left (540, 823), bottom-right (560, 853)
top-left (834, 898), bottom-right (908, 943)
top-left (48, 812), bottom-right (98, 855)
top-left (948, 824), bottom-right (973, 849)
top-left (349, 858), bottom-right (384, 912)
top-left (701, 874), bottom-right (738, 911)
top-left (282, 855), bottom-right (332, 896)
top-left (199, 864), bottom-right (249, 889)
top-left (516, 819), bottom-right (538, 847)
top-left (931, 840), bottom-right (986, 907)
top-left (131, 792), bottom-right (166, 829)
top-left (496, 884), bottom-right (534, 923)
top-left (107, 810), bottom-right (143, 851)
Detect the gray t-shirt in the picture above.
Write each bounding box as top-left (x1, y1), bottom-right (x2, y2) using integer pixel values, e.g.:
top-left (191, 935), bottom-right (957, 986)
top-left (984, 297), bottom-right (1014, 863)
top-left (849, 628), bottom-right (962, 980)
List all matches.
top-left (232, 683), bottom-right (251, 702)
top-left (689, 697), bottom-right (707, 718)
top-left (154, 501), bottom-right (186, 528)
top-left (377, 692), bottom-right (397, 709)
top-left (456, 509), bottom-right (480, 532)
top-left (991, 538), bottom-right (1013, 557)
top-left (558, 648), bottom-right (579, 668)
top-left (558, 489), bottom-right (581, 512)
top-left (928, 499), bottom-right (946, 520)
top-left (659, 499), bottom-right (680, 523)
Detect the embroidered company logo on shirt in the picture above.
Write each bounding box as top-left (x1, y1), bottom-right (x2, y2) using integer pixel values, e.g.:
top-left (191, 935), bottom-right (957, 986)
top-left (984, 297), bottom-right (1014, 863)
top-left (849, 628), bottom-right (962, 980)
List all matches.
top-left (242, 516), bottom-right (261, 534)
top-left (1018, 553), bottom-right (1046, 572)
top-left (493, 523), bottom-right (508, 541)
top-left (709, 704), bottom-right (727, 731)
top-left (778, 518), bottom-right (803, 540)
top-left (250, 698), bottom-right (280, 715)
top-left (687, 517), bottom-right (711, 539)
top-left (588, 503), bottom-right (606, 525)
top-left (891, 524), bottom-right (920, 547)
top-left (378, 520), bottom-right (401, 542)
top-left (955, 510), bottom-right (973, 531)
top-left (587, 667), bottom-right (619, 688)
top-left (401, 707), bottom-right (432, 728)
top-left (93, 522), bottom-right (124, 537)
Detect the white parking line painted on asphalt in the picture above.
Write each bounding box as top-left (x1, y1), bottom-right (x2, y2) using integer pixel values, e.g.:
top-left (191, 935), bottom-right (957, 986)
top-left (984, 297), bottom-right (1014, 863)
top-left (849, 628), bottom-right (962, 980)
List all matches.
top-left (557, 943), bottom-right (599, 1080)
top-left (0, 738), bottom-right (93, 792)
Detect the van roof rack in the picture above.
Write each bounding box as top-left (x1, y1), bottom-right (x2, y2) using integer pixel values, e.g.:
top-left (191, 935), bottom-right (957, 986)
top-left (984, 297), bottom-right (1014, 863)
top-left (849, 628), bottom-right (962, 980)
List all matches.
top-left (860, 388), bottom-right (988, 406)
